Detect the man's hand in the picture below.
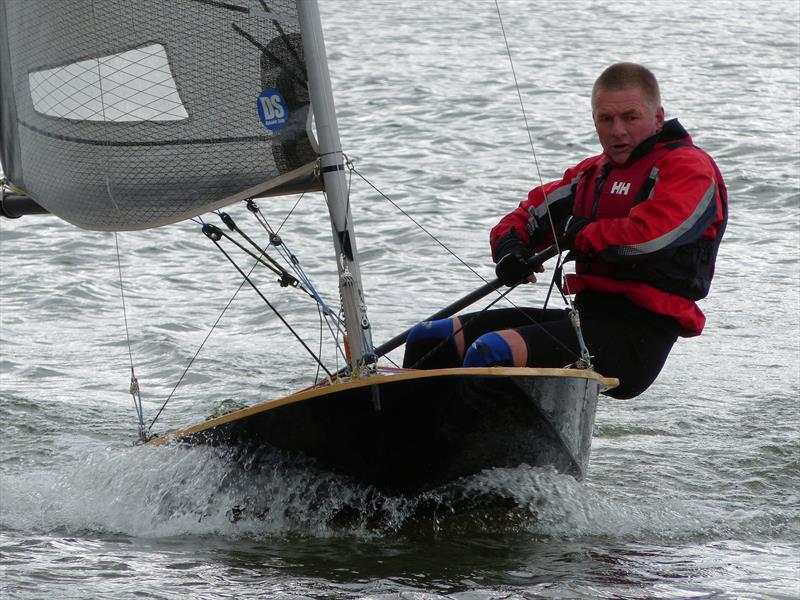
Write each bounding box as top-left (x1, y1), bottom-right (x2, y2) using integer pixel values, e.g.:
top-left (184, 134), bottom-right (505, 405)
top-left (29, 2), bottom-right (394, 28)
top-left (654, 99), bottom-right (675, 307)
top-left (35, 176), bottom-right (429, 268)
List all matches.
top-left (495, 246), bottom-right (541, 286)
top-left (560, 215), bottom-right (590, 250)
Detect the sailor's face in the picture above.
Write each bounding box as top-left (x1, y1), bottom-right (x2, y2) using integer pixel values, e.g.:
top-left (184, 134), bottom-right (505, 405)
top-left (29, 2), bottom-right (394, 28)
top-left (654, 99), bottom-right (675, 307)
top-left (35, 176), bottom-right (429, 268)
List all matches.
top-left (593, 87), bottom-right (664, 164)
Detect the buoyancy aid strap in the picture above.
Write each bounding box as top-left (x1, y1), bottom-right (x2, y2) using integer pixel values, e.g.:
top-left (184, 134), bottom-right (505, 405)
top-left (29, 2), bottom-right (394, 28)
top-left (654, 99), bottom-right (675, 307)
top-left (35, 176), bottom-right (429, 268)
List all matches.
top-left (551, 249), bottom-right (579, 302)
top-left (632, 167), bottom-right (660, 207)
top-left (631, 141), bottom-right (694, 207)
top-left (590, 163), bottom-right (613, 219)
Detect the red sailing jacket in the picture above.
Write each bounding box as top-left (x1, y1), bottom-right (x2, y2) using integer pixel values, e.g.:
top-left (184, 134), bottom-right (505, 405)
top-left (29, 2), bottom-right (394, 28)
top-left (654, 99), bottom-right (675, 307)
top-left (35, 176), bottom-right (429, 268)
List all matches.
top-left (490, 119), bottom-right (727, 337)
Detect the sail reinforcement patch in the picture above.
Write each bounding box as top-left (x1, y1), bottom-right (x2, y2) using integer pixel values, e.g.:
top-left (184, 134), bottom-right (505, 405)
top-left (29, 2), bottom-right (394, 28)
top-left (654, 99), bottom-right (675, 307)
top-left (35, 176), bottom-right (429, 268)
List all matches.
top-left (28, 44), bottom-right (188, 122)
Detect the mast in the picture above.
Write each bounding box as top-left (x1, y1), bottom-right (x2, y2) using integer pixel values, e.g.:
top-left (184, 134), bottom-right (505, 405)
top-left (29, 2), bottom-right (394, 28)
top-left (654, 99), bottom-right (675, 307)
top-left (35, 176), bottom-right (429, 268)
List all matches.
top-left (297, 0), bottom-right (374, 371)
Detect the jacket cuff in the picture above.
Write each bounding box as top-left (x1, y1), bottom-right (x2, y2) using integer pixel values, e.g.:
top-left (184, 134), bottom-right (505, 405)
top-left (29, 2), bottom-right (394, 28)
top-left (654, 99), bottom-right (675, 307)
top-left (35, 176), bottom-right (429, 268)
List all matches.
top-left (492, 229), bottom-right (527, 263)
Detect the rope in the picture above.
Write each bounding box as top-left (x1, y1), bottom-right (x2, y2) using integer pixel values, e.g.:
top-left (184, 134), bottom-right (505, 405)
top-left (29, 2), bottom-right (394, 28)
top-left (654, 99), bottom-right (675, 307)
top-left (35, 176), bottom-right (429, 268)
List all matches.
top-left (219, 210), bottom-right (349, 371)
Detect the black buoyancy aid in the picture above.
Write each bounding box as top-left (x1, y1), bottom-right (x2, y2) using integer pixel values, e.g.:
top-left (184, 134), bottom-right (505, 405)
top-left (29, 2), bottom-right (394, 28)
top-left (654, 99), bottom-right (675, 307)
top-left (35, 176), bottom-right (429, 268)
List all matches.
top-left (572, 142), bottom-right (728, 301)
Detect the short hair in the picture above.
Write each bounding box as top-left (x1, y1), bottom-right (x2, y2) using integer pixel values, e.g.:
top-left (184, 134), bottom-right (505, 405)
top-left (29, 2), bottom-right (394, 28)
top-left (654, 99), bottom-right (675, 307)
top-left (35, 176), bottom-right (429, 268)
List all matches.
top-left (592, 63), bottom-right (661, 111)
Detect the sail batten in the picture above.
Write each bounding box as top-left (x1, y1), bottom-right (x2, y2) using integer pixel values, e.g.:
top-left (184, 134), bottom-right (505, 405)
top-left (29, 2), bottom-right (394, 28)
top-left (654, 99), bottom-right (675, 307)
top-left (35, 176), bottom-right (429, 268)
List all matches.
top-left (0, 0), bottom-right (319, 231)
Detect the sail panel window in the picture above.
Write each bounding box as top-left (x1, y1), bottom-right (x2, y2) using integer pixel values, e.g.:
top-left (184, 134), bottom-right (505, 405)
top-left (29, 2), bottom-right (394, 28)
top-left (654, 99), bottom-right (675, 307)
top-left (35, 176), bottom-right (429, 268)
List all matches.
top-left (28, 44), bottom-right (188, 122)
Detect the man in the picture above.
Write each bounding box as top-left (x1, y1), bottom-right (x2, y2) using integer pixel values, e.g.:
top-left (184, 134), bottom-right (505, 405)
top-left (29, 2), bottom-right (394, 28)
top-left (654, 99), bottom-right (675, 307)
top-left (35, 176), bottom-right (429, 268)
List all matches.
top-left (402, 63), bottom-right (727, 399)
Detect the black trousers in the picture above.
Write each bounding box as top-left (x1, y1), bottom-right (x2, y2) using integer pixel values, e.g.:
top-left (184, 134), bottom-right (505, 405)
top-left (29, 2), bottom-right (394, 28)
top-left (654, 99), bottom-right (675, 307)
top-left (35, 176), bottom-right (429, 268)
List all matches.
top-left (402, 291), bottom-right (680, 399)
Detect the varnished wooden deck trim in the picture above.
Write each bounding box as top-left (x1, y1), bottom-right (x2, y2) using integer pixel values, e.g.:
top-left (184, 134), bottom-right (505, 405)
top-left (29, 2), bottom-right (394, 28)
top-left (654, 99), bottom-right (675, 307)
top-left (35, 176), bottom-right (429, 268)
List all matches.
top-left (149, 366), bottom-right (618, 446)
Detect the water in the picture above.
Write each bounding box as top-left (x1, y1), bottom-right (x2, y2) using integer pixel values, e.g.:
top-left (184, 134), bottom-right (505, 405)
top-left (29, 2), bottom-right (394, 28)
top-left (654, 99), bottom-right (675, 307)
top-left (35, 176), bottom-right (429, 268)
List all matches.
top-left (1, 0), bottom-right (799, 597)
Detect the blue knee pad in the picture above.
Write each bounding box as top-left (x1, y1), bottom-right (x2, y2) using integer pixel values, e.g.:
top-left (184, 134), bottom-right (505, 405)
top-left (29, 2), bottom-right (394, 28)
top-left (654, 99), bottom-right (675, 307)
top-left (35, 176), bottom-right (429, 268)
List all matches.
top-left (406, 318), bottom-right (455, 345)
top-left (404, 318), bottom-right (460, 368)
top-left (463, 332), bottom-right (514, 367)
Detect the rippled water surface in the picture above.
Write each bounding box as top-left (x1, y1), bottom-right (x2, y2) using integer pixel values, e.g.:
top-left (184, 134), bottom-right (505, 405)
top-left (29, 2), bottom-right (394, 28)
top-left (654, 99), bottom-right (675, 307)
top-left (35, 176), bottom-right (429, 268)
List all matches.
top-left (2, 1), bottom-right (799, 598)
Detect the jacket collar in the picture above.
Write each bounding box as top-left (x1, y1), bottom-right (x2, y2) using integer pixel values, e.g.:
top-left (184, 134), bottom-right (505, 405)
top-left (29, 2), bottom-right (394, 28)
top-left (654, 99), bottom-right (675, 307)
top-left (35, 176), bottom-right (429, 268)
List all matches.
top-left (622, 118), bottom-right (690, 165)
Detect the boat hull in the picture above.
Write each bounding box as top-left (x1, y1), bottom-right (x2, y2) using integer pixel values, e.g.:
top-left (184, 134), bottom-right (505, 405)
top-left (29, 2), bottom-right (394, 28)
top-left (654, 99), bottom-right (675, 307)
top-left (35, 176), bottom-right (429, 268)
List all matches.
top-left (152, 367), bottom-right (616, 494)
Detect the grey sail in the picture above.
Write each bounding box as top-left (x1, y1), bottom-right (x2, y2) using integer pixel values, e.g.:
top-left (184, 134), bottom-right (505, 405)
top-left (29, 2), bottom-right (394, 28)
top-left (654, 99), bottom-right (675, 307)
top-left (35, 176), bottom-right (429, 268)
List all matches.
top-left (0, 0), bottom-right (319, 231)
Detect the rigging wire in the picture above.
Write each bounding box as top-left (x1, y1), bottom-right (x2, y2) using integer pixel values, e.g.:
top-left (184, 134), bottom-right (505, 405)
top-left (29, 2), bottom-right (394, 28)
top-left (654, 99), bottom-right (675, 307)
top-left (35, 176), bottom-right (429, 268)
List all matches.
top-left (276, 192), bottom-right (306, 233)
top-left (218, 207), bottom-right (350, 368)
top-left (493, 0), bottom-right (582, 320)
top-left (149, 202), bottom-right (346, 431)
top-left (347, 164), bottom-right (581, 362)
top-left (244, 196), bottom-right (350, 377)
top-left (333, 4), bottom-right (591, 366)
top-left (211, 212), bottom-right (311, 294)
top-left (245, 200), bottom-right (348, 365)
top-left (314, 303), bottom-right (325, 384)
top-left (494, 0), bottom-right (591, 365)
top-left (493, 0), bottom-right (565, 266)
top-left (147, 245), bottom-right (255, 431)
top-left (319, 152), bottom-right (376, 364)
top-left (407, 284), bottom-right (518, 369)
top-left (114, 232), bottom-right (148, 441)
top-left (348, 164), bottom-right (488, 284)
top-left (203, 223), bottom-right (334, 378)
top-left (244, 199), bottom-right (341, 321)
top-left (140, 3), bottom-right (594, 434)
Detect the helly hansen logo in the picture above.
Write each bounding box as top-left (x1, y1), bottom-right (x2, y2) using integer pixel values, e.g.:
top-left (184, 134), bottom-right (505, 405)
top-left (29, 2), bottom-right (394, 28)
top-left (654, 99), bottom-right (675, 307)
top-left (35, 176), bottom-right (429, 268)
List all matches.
top-left (610, 181), bottom-right (631, 195)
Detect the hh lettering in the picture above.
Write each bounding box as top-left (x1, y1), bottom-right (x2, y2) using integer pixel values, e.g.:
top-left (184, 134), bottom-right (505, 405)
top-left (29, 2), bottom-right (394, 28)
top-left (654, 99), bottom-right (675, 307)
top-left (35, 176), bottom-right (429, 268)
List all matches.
top-left (610, 181), bottom-right (631, 195)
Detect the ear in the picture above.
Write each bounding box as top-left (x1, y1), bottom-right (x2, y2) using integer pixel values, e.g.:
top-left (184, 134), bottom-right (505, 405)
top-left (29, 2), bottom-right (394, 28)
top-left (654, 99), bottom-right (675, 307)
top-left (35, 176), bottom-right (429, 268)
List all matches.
top-left (655, 105), bottom-right (665, 131)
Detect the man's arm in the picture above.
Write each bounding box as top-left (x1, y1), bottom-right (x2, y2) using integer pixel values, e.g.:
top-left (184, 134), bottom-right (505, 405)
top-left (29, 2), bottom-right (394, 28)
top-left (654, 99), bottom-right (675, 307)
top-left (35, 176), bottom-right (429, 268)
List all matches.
top-left (490, 162), bottom-right (590, 261)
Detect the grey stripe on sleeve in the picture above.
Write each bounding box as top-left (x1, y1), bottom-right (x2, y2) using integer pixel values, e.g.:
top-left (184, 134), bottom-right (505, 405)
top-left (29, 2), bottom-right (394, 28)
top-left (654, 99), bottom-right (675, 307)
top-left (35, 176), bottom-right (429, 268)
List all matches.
top-left (612, 179), bottom-right (717, 256)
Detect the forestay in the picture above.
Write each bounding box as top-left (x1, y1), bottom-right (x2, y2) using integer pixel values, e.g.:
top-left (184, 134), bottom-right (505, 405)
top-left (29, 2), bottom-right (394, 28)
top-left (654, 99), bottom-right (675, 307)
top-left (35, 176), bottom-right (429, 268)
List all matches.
top-left (0, 0), bottom-right (319, 231)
